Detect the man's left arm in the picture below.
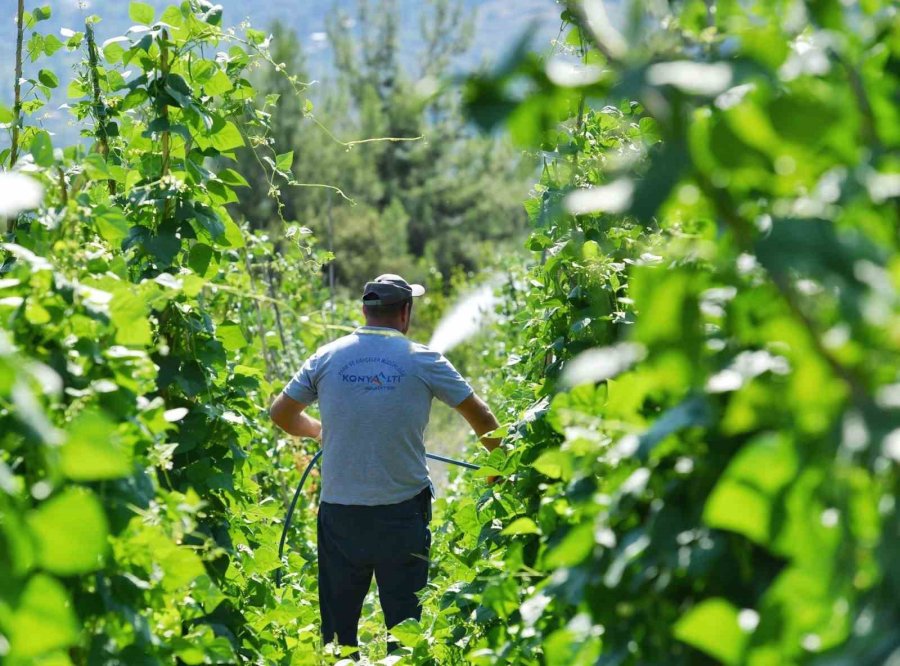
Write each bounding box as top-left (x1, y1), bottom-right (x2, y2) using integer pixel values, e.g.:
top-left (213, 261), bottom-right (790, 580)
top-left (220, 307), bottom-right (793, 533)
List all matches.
top-left (270, 393), bottom-right (322, 441)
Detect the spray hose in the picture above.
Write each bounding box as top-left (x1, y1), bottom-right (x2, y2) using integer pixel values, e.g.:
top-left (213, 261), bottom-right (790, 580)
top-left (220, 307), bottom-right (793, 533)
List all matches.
top-left (275, 450), bottom-right (480, 587)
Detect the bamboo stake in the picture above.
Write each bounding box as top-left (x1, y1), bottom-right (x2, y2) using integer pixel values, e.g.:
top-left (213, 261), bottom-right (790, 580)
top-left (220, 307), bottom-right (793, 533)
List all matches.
top-left (85, 21), bottom-right (116, 197)
top-left (159, 29), bottom-right (172, 223)
top-left (9, 0), bottom-right (24, 169)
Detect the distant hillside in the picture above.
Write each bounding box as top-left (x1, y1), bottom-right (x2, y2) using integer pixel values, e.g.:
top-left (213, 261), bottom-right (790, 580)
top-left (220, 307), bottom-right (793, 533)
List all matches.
top-left (0, 0), bottom-right (562, 143)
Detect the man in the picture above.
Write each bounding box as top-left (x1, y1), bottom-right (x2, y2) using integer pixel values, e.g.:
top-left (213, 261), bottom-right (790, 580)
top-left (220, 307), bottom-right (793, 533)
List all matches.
top-left (269, 273), bottom-right (501, 658)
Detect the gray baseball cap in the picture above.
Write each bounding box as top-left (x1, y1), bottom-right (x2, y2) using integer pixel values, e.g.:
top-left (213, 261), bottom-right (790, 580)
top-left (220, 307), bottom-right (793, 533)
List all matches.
top-left (361, 273), bottom-right (425, 305)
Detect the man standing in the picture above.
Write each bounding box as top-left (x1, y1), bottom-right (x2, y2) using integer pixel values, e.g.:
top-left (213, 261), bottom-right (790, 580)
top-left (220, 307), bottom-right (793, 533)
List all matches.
top-left (269, 274), bottom-right (501, 658)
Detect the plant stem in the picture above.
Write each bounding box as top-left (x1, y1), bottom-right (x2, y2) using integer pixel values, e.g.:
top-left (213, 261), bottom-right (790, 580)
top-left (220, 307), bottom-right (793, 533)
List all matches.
top-left (244, 249), bottom-right (274, 382)
top-left (9, 0), bottom-right (24, 169)
top-left (265, 261), bottom-right (290, 355)
top-left (159, 29), bottom-right (172, 223)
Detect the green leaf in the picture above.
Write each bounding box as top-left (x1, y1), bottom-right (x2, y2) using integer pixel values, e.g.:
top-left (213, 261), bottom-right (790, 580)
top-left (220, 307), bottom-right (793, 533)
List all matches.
top-left (110, 286), bottom-right (152, 346)
top-left (38, 69), bottom-right (58, 88)
top-left (627, 140), bottom-right (688, 222)
top-left (164, 73), bottom-right (194, 108)
top-left (673, 598), bottom-right (748, 665)
top-left (128, 1), bottom-right (154, 24)
top-left (218, 168), bottom-right (249, 188)
top-left (158, 542), bottom-right (205, 591)
top-left (276, 151), bottom-right (294, 172)
top-left (103, 38), bottom-right (128, 64)
top-left (67, 78), bottom-right (87, 98)
top-left (502, 517), bottom-right (540, 535)
top-left (704, 482), bottom-right (771, 544)
top-left (31, 130), bottom-right (54, 167)
top-left (192, 203), bottom-right (226, 240)
top-left (43, 34), bottom-right (64, 56)
top-left (188, 243), bottom-right (215, 277)
top-left (532, 448), bottom-right (572, 480)
top-left (8, 574), bottom-right (79, 660)
top-left (217, 322), bottom-right (247, 352)
top-left (544, 523), bottom-right (594, 568)
top-left (0, 104), bottom-right (14, 123)
top-left (389, 618), bottom-right (424, 648)
top-left (94, 205), bottom-right (130, 248)
top-left (60, 409), bottom-right (131, 481)
top-left (27, 488), bottom-right (109, 575)
top-left (196, 116), bottom-right (244, 153)
top-left (703, 434), bottom-right (798, 546)
top-left (33, 5), bottom-right (51, 21)
top-left (203, 69), bottom-right (233, 96)
top-left (82, 153), bottom-right (113, 179)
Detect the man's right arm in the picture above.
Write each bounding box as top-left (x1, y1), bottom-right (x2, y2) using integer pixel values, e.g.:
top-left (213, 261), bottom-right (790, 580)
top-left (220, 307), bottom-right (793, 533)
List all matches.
top-left (269, 393), bottom-right (322, 441)
top-left (454, 393), bottom-right (501, 452)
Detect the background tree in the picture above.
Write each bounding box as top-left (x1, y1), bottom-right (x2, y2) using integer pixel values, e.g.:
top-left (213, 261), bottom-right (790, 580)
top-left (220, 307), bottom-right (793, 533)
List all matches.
top-left (232, 0), bottom-right (532, 290)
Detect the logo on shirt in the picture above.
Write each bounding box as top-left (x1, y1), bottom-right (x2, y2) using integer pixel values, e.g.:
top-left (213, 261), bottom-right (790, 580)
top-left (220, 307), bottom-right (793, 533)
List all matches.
top-left (339, 357), bottom-right (406, 392)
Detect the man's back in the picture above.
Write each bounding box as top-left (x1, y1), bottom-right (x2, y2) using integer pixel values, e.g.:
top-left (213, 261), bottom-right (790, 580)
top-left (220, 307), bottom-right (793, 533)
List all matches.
top-left (284, 325), bottom-right (473, 505)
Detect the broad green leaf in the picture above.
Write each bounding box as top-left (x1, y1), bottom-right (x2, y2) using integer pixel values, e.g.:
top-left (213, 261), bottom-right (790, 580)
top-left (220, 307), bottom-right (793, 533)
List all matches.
top-left (276, 151), bottom-right (294, 172)
top-left (164, 73), bottom-right (194, 108)
top-left (703, 434), bottom-right (798, 545)
top-left (242, 544), bottom-right (280, 575)
top-left (218, 168), bottom-right (249, 188)
top-left (389, 618), bottom-right (424, 648)
top-left (532, 448), bottom-right (572, 480)
top-left (188, 243), bottom-right (215, 277)
top-left (218, 210), bottom-right (245, 248)
top-left (38, 69), bottom-right (59, 88)
top-left (27, 488), bottom-right (109, 575)
top-left (544, 523), bottom-right (593, 568)
top-left (159, 542), bottom-right (205, 591)
top-left (217, 322), bottom-right (247, 352)
top-left (196, 117), bottom-right (244, 153)
top-left (128, 1), bottom-right (154, 25)
top-left (31, 130), bottom-right (54, 167)
top-left (703, 481), bottom-right (771, 544)
top-left (203, 69), bottom-right (233, 96)
top-left (67, 79), bottom-right (87, 98)
top-left (502, 517), bottom-right (540, 535)
top-left (110, 287), bottom-right (152, 346)
top-left (60, 409), bottom-right (130, 480)
top-left (103, 38), bottom-right (127, 64)
top-left (0, 104), bottom-right (14, 123)
top-left (8, 574), bottom-right (79, 659)
top-left (673, 598), bottom-right (748, 665)
top-left (42, 34), bottom-right (64, 56)
top-left (94, 205), bottom-right (130, 248)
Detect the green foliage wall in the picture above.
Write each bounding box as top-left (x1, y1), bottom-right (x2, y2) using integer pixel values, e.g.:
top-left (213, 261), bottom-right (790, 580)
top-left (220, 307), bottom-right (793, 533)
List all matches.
top-left (401, 1), bottom-right (900, 664)
top-left (0, 2), bottom-right (345, 663)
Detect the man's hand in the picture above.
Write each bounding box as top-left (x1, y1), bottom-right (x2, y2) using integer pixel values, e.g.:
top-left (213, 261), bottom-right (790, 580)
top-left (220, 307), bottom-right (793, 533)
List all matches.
top-left (270, 393), bottom-right (322, 441)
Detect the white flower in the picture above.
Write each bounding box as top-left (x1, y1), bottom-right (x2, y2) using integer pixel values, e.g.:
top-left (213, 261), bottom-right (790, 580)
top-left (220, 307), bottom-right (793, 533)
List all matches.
top-left (0, 172), bottom-right (44, 217)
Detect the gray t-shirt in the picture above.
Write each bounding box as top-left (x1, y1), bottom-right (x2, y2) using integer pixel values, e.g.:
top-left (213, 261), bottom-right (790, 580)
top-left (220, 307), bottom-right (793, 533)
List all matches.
top-left (282, 326), bottom-right (474, 505)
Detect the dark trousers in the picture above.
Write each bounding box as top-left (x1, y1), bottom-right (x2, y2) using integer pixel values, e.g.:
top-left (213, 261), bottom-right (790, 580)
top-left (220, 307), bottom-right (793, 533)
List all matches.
top-left (317, 486), bottom-right (432, 652)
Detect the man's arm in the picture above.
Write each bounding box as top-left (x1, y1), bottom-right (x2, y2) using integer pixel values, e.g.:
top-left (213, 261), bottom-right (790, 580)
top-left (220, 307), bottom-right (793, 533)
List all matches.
top-left (454, 393), bottom-right (501, 452)
top-left (269, 393), bottom-right (322, 441)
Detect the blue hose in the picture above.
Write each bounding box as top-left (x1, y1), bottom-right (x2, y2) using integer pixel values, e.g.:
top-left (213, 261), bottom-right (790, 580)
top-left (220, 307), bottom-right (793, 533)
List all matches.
top-left (274, 450), bottom-right (480, 587)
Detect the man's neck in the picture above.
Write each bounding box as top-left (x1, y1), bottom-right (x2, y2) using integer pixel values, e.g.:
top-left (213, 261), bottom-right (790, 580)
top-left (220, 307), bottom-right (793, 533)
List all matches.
top-left (362, 321), bottom-right (403, 333)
